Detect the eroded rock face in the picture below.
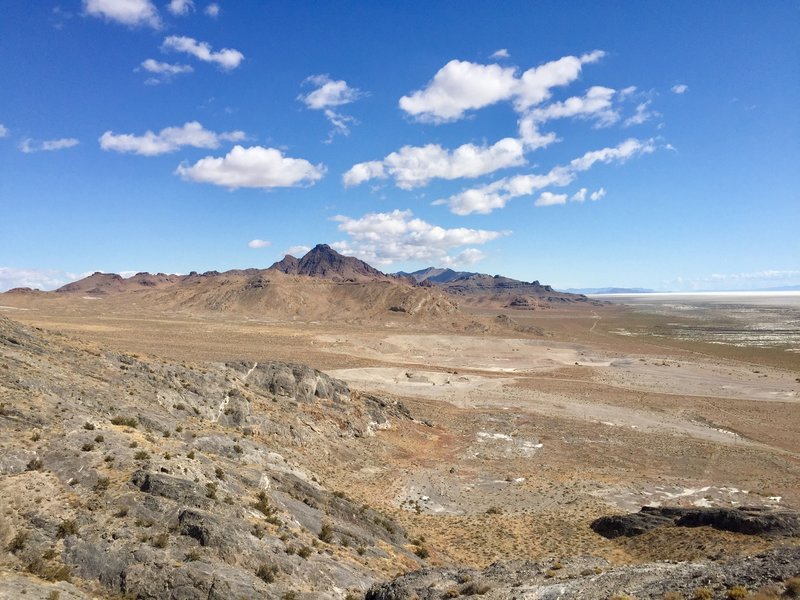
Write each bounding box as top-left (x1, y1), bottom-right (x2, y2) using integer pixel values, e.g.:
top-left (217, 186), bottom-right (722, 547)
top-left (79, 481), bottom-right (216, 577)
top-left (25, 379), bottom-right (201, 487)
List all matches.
top-left (366, 547), bottom-right (800, 600)
top-left (591, 505), bottom-right (800, 539)
top-left (0, 315), bottom-right (417, 600)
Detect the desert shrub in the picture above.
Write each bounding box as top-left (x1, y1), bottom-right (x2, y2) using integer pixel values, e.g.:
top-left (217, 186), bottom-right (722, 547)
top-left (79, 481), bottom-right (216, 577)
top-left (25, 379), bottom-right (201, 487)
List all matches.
top-left (7, 530), bottom-right (28, 553)
top-left (151, 533), bottom-right (169, 549)
top-left (414, 545), bottom-right (429, 559)
top-left (485, 506), bottom-right (503, 515)
top-left (282, 593), bottom-right (298, 600)
top-left (110, 416), bottom-right (138, 428)
top-left (134, 450), bottom-right (149, 460)
top-left (461, 581), bottom-right (491, 595)
top-left (319, 521), bottom-right (333, 543)
top-left (662, 593), bottom-right (684, 600)
top-left (94, 434), bottom-right (104, 443)
top-left (233, 444), bottom-right (243, 454)
top-left (93, 477), bottom-right (110, 492)
top-left (26, 457), bottom-right (43, 471)
top-left (256, 563), bottom-right (278, 583)
top-left (726, 586), bottom-right (747, 599)
top-left (56, 519), bottom-right (78, 539)
top-left (786, 577), bottom-right (800, 597)
top-left (81, 443), bottom-right (94, 452)
top-left (442, 590), bottom-right (459, 599)
top-left (185, 549), bottom-right (202, 562)
top-left (205, 482), bottom-right (217, 499)
top-left (31, 432), bottom-right (41, 442)
top-left (692, 588), bottom-right (713, 600)
top-left (297, 545), bottom-right (313, 559)
top-left (82, 422), bottom-right (95, 430)
top-left (214, 466), bottom-right (225, 480)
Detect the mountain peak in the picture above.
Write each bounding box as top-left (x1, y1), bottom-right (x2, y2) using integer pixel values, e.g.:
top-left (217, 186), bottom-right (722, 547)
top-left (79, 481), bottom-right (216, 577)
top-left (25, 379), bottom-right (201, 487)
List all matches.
top-left (268, 244), bottom-right (387, 281)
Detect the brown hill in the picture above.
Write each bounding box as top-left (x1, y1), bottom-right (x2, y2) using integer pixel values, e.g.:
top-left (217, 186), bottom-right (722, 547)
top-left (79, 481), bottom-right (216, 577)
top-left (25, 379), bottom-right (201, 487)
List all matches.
top-left (436, 273), bottom-right (597, 309)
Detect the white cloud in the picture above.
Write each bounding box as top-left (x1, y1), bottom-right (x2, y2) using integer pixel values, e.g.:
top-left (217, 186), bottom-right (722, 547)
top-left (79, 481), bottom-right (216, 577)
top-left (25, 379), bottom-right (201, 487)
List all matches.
top-left (0, 267), bottom-right (82, 292)
top-left (19, 138), bottom-right (80, 153)
top-left (490, 48), bottom-right (510, 59)
top-left (141, 59), bottom-right (193, 75)
top-left (247, 239), bottom-right (271, 249)
top-left (399, 60), bottom-right (517, 123)
top-left (283, 245), bottom-right (311, 257)
top-left (83, 0), bottom-right (160, 28)
top-left (0, 124), bottom-right (8, 138)
top-left (624, 100), bottom-right (657, 127)
top-left (518, 85), bottom-right (618, 149)
top-left (398, 50), bottom-right (605, 123)
top-left (590, 187), bottom-right (606, 201)
top-left (204, 3), bottom-right (220, 17)
top-left (300, 74), bottom-right (362, 109)
top-left (534, 191), bottom-right (567, 207)
top-left (162, 35), bottom-right (243, 70)
top-left (175, 145), bottom-right (325, 189)
top-left (99, 121), bottom-right (244, 156)
top-left (167, 0), bottom-right (193, 15)
top-left (139, 58), bottom-right (193, 81)
top-left (671, 84), bottom-right (689, 94)
top-left (330, 209), bottom-right (508, 266)
top-left (344, 137), bottom-right (525, 189)
top-left (571, 188), bottom-right (587, 202)
top-left (299, 75), bottom-right (363, 140)
top-left (513, 50), bottom-right (605, 112)
top-left (439, 138), bottom-right (654, 215)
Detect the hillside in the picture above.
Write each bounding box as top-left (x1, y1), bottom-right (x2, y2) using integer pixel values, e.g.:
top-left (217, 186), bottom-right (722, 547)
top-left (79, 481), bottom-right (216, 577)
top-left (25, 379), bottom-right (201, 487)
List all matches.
top-left (0, 314), bottom-right (421, 598)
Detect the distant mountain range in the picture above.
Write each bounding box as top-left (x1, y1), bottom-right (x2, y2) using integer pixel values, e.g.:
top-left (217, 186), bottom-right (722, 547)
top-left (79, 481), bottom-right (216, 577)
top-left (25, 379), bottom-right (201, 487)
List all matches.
top-left (3, 245), bottom-right (595, 321)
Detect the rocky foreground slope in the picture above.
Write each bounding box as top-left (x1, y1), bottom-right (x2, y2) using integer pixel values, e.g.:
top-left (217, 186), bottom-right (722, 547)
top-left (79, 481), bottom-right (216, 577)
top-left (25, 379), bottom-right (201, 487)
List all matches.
top-left (0, 315), bottom-right (421, 598)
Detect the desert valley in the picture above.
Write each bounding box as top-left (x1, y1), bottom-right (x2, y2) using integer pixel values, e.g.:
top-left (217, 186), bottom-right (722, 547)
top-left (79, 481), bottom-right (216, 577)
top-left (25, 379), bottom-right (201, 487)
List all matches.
top-left (1, 245), bottom-right (798, 599)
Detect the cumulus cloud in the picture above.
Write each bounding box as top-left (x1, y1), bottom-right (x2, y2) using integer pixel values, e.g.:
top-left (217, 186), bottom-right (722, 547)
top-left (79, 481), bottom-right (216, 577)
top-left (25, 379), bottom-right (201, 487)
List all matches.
top-left (162, 35), bottom-right (243, 70)
top-left (204, 3), bottom-right (220, 17)
top-left (167, 0), bottom-right (193, 15)
top-left (19, 137), bottom-right (80, 153)
top-left (83, 0), bottom-right (160, 28)
top-left (671, 84), bottom-right (689, 94)
top-left (399, 50), bottom-right (605, 123)
top-left (624, 100), bottom-right (658, 127)
top-left (141, 58), bottom-right (193, 75)
top-left (534, 192), bottom-right (567, 206)
top-left (330, 209), bottom-right (508, 266)
top-left (0, 267), bottom-right (82, 292)
top-left (438, 138), bottom-right (654, 215)
top-left (283, 245), bottom-right (311, 257)
top-left (299, 75), bottom-right (364, 140)
top-left (247, 239), bottom-right (271, 249)
top-left (590, 187), bottom-right (606, 201)
top-left (490, 48), bottom-right (510, 59)
top-left (518, 85), bottom-right (618, 149)
top-left (99, 121), bottom-right (244, 156)
top-left (175, 145), bottom-right (325, 189)
top-left (343, 137), bottom-right (525, 189)
top-left (0, 124), bottom-right (8, 138)
top-left (571, 188), bottom-right (587, 202)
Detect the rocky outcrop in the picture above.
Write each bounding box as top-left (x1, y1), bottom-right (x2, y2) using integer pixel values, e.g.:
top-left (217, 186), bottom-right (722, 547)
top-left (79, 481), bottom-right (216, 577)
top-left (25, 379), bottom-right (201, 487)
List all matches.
top-left (591, 506), bottom-right (800, 539)
top-left (0, 315), bottom-right (419, 599)
top-left (366, 546), bottom-right (800, 600)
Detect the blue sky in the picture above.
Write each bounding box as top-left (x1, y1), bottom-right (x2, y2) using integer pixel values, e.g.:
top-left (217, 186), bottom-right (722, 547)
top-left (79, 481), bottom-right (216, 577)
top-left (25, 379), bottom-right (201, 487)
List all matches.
top-left (1, 0), bottom-right (798, 292)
